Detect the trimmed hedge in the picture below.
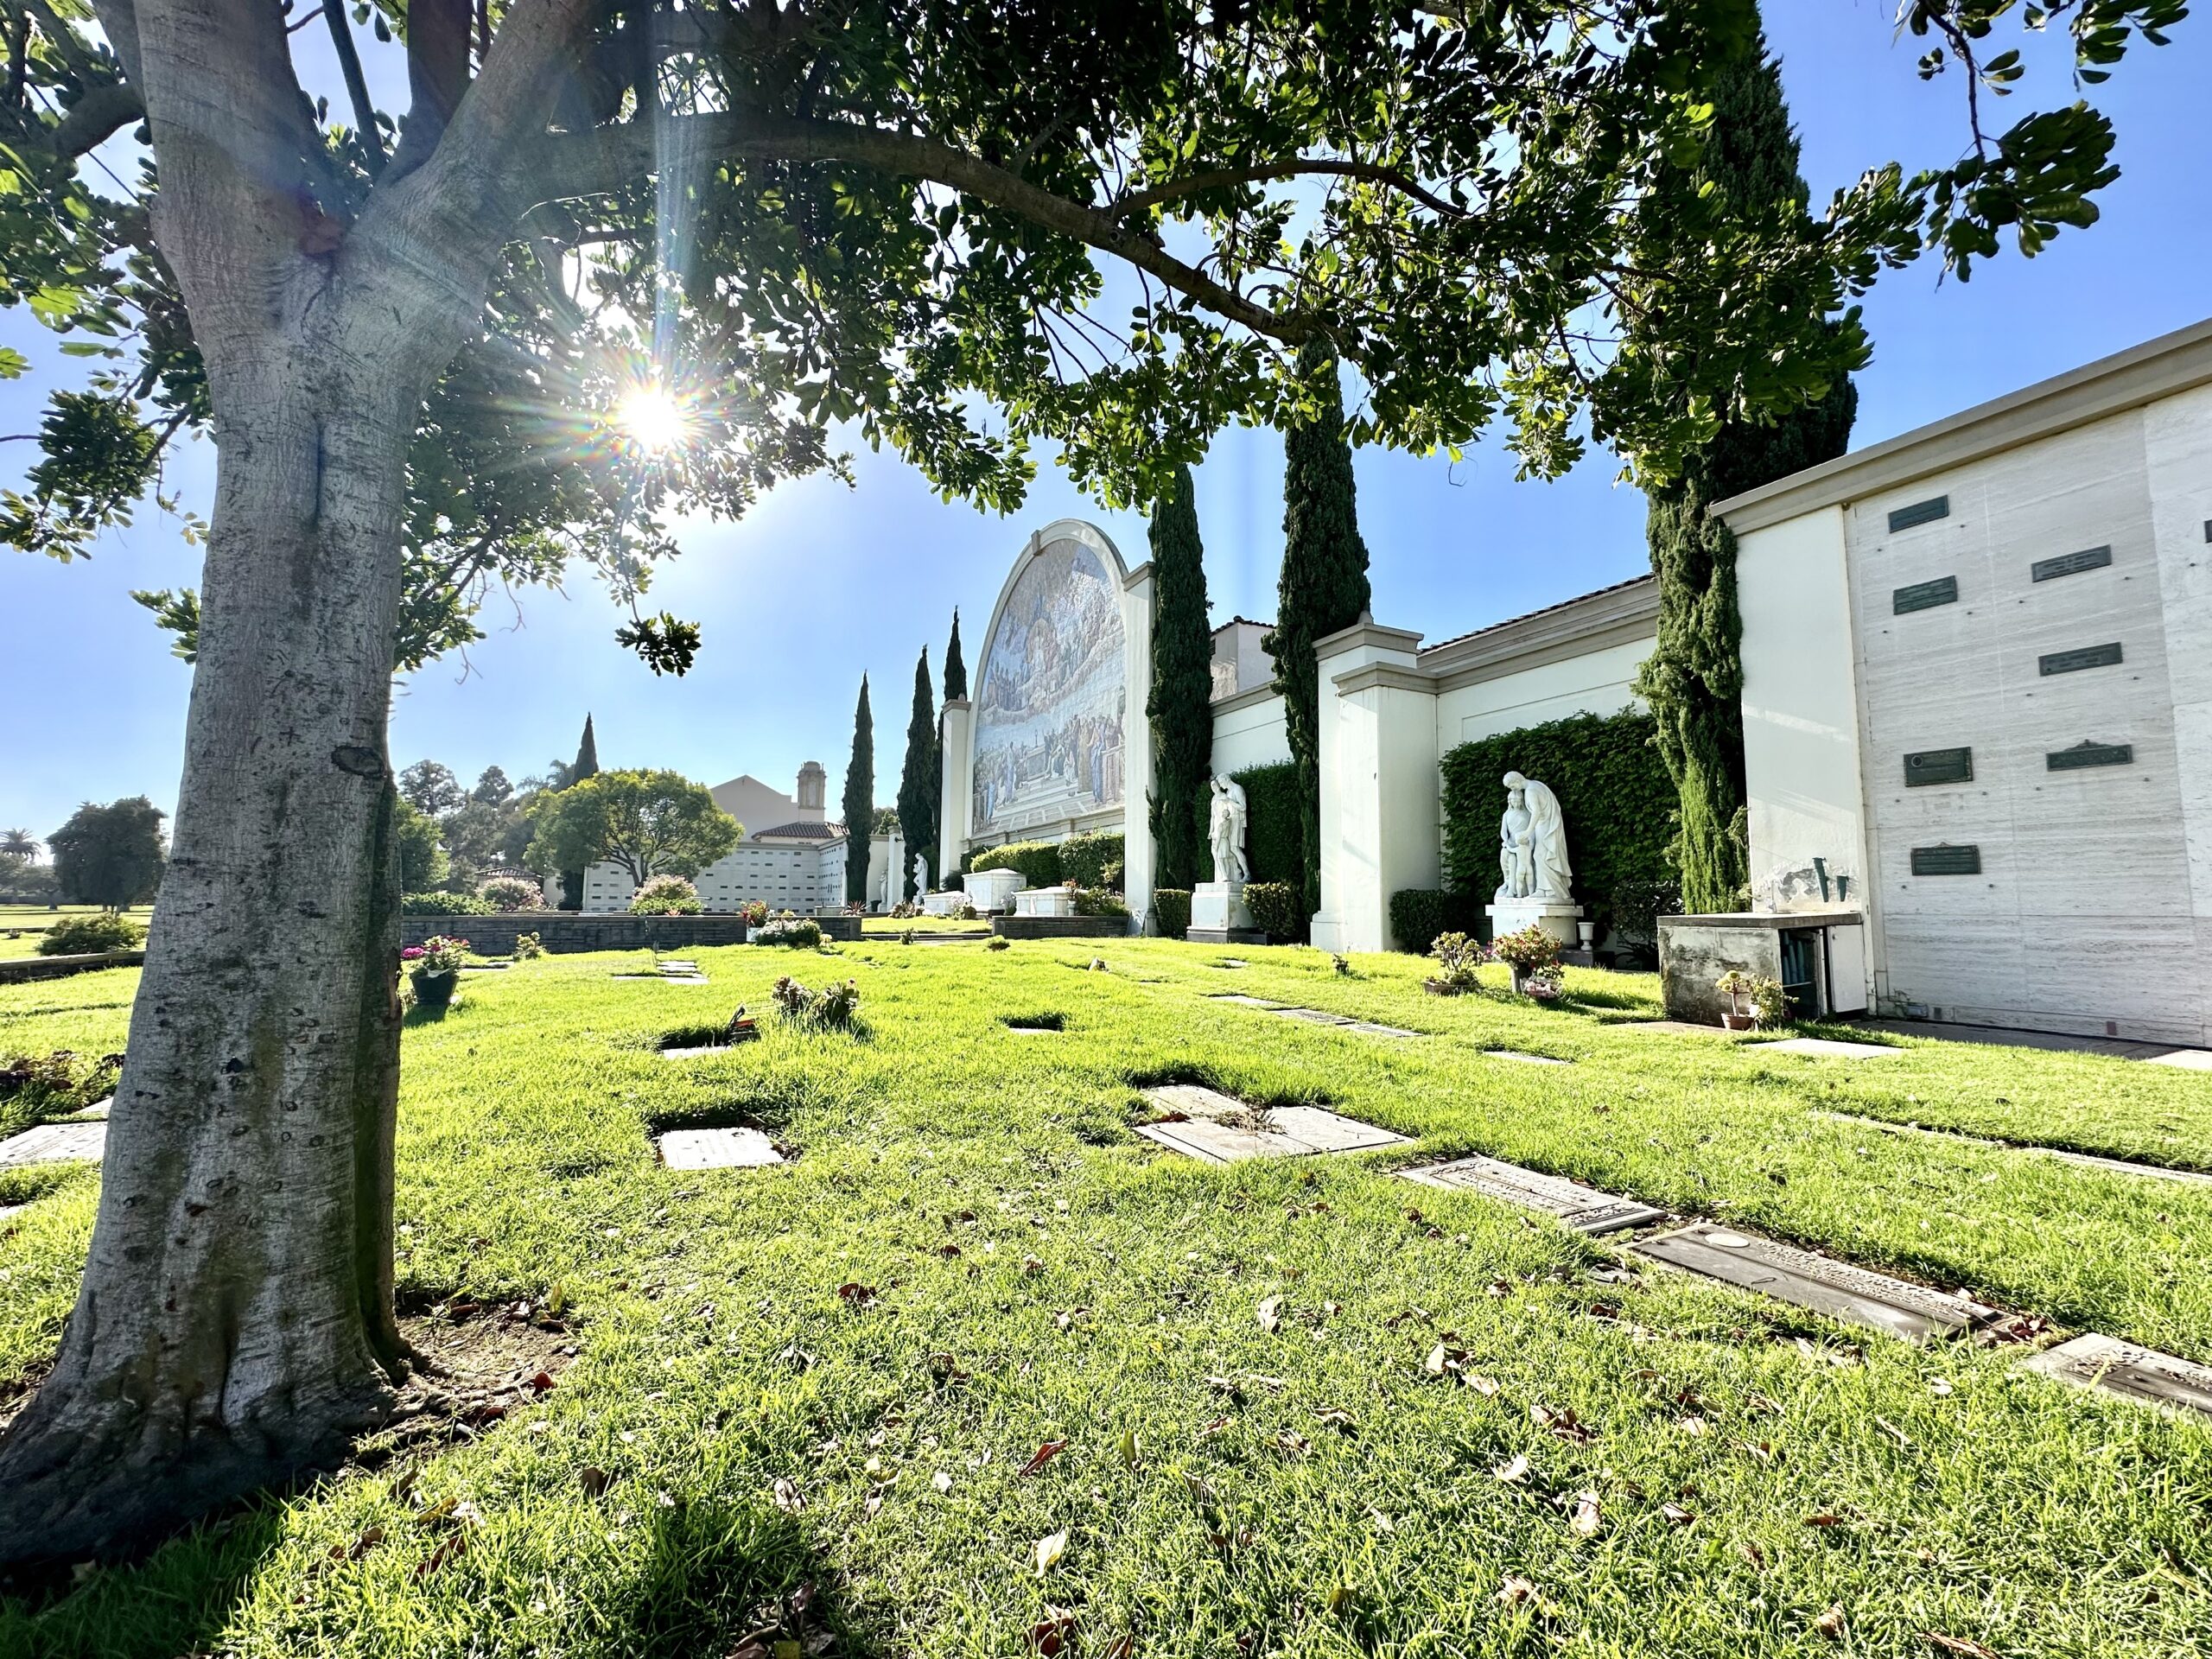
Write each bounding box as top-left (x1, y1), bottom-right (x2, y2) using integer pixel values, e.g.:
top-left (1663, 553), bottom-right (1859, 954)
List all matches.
top-left (971, 839), bottom-right (1062, 889)
top-left (1440, 708), bottom-right (1681, 946)
top-left (36, 912), bottom-right (143, 957)
top-left (1150, 888), bottom-right (1192, 938)
top-left (403, 891), bottom-right (495, 916)
top-left (1060, 830), bottom-right (1125, 891)
top-left (1243, 880), bottom-right (1302, 943)
top-left (1389, 888), bottom-right (1483, 957)
top-left (1229, 760), bottom-right (1301, 887)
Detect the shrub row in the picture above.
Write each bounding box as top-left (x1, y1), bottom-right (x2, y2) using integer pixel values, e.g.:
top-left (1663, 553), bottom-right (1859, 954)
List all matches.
top-left (35, 912), bottom-right (144, 957)
top-left (970, 839), bottom-right (1062, 889)
top-left (1150, 888), bottom-right (1192, 938)
top-left (402, 891), bottom-right (495, 916)
top-left (1228, 761), bottom-right (1300, 887)
top-left (1059, 830), bottom-right (1125, 890)
top-left (1243, 880), bottom-right (1302, 943)
top-left (1389, 888), bottom-right (1485, 957)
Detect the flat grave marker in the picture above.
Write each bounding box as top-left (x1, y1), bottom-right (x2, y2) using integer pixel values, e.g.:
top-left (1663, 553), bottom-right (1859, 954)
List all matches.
top-left (1402, 1154), bottom-right (1669, 1235)
top-left (1609, 1020), bottom-right (1739, 1039)
top-left (2023, 1333), bottom-right (2212, 1420)
top-left (1633, 1222), bottom-right (1998, 1344)
top-left (1484, 1050), bottom-right (1570, 1066)
top-left (1751, 1037), bottom-right (1904, 1059)
top-left (1207, 994), bottom-right (1277, 1007)
top-left (655, 1127), bottom-right (785, 1169)
top-left (1267, 1007), bottom-right (1421, 1039)
top-left (0, 1120), bottom-right (107, 1168)
top-left (1135, 1084), bottom-right (1409, 1165)
top-left (2149, 1048), bottom-right (2212, 1071)
top-left (1811, 1109), bottom-right (2212, 1186)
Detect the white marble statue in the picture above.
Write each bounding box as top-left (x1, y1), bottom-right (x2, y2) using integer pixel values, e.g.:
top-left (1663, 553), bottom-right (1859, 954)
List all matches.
top-left (1207, 774), bottom-right (1250, 886)
top-left (912, 851), bottom-right (931, 899)
top-left (1496, 771), bottom-right (1573, 902)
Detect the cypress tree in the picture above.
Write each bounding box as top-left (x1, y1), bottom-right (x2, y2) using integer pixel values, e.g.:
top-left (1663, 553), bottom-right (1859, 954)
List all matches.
top-left (1635, 30), bottom-right (1857, 914)
top-left (896, 648), bottom-right (937, 898)
top-left (1265, 339), bottom-right (1371, 930)
top-left (1145, 463), bottom-right (1214, 892)
top-left (842, 677), bottom-right (874, 903)
top-left (943, 611), bottom-right (967, 703)
top-left (557, 713), bottom-right (600, 909)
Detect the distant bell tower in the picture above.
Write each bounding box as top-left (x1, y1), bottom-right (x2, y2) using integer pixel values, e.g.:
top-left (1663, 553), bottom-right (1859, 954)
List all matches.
top-left (796, 760), bottom-right (827, 821)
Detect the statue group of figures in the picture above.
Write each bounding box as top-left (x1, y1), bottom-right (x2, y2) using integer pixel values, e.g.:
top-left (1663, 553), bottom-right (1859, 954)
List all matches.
top-left (1207, 774), bottom-right (1249, 886)
top-left (1495, 770), bottom-right (1573, 903)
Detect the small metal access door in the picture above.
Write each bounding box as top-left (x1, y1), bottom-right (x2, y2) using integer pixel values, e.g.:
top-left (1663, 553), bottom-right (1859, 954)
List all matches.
top-left (1779, 930), bottom-right (1821, 1018)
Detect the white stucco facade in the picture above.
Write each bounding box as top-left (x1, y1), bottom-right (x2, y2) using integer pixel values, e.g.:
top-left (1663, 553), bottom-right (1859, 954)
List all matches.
top-left (1718, 316), bottom-right (2212, 1044)
top-left (579, 762), bottom-right (849, 915)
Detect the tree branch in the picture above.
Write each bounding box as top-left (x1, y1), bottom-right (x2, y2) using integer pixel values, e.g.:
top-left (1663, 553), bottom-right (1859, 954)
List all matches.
top-left (1114, 159), bottom-right (1465, 221)
top-left (321, 0), bottom-right (385, 170)
top-left (388, 0), bottom-right (471, 177)
top-left (530, 111), bottom-right (1319, 345)
top-left (45, 76), bottom-right (143, 156)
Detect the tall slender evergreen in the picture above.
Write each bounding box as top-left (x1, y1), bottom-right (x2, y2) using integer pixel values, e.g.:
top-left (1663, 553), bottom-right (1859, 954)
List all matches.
top-left (558, 713), bottom-right (601, 909)
top-left (1145, 464), bottom-right (1214, 892)
top-left (943, 611), bottom-right (967, 702)
top-left (1265, 340), bottom-right (1371, 929)
top-left (842, 676), bottom-right (874, 903)
top-left (896, 649), bottom-right (938, 898)
top-left (1636, 29), bottom-right (1856, 914)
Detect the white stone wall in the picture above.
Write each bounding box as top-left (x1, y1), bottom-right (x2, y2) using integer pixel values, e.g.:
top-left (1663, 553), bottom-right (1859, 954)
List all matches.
top-left (1208, 685), bottom-right (1291, 775)
top-left (1432, 638), bottom-right (1649, 745)
top-left (580, 839), bottom-right (846, 914)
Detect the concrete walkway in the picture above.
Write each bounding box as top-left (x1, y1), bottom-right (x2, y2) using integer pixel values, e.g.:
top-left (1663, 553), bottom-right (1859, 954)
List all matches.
top-left (1857, 1019), bottom-right (2211, 1067)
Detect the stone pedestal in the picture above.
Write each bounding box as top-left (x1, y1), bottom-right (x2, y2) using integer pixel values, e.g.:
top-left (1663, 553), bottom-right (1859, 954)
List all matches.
top-left (1189, 880), bottom-right (1268, 944)
top-left (921, 891), bottom-right (962, 918)
top-left (964, 868), bottom-right (1022, 913)
top-left (1485, 898), bottom-right (1584, 947)
top-left (1014, 887), bottom-right (1076, 918)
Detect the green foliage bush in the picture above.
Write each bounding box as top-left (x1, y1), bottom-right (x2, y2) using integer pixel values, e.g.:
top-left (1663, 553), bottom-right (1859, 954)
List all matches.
top-left (1150, 888), bottom-right (1192, 938)
top-left (753, 916), bottom-right (823, 948)
top-left (477, 874), bottom-right (543, 911)
top-left (35, 912), bottom-right (143, 957)
top-left (1072, 887), bottom-right (1128, 918)
top-left (0, 1048), bottom-right (122, 1137)
top-left (630, 874), bottom-right (702, 915)
top-left (1243, 880), bottom-right (1302, 943)
top-left (1059, 830), bottom-right (1124, 890)
top-left (1440, 709), bottom-right (1681, 946)
top-left (403, 891), bottom-right (495, 916)
top-left (1229, 762), bottom-right (1301, 887)
top-left (1389, 889), bottom-right (1483, 957)
top-left (971, 839), bottom-right (1062, 889)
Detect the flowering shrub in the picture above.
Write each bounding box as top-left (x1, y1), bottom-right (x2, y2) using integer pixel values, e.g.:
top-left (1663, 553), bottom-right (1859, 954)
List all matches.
top-left (771, 975), bottom-right (861, 1032)
top-left (35, 912), bottom-right (143, 956)
top-left (1488, 925), bottom-right (1560, 975)
top-left (403, 936), bottom-right (470, 974)
top-left (1072, 887), bottom-right (1128, 918)
top-left (753, 916), bottom-right (823, 948)
top-left (513, 931), bottom-right (544, 960)
top-left (738, 899), bottom-right (770, 925)
top-left (1424, 930), bottom-right (1485, 995)
top-left (630, 874), bottom-right (701, 915)
top-left (402, 891), bottom-right (494, 915)
top-left (477, 874), bottom-right (544, 911)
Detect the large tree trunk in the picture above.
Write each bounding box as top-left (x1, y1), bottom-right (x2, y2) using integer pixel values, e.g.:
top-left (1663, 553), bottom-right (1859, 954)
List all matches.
top-left (0, 300), bottom-right (431, 1564)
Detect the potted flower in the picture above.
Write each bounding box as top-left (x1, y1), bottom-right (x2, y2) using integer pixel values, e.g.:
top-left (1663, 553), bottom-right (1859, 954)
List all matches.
top-left (1715, 969), bottom-right (1764, 1031)
top-left (1423, 931), bottom-right (1485, 997)
top-left (1490, 925), bottom-right (1561, 996)
top-left (1746, 974), bottom-right (1790, 1029)
top-left (402, 935), bottom-right (469, 1012)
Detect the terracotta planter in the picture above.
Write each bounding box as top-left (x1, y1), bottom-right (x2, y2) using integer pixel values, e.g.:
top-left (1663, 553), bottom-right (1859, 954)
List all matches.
top-left (410, 968), bottom-right (456, 1012)
top-left (1720, 1011), bottom-right (1756, 1032)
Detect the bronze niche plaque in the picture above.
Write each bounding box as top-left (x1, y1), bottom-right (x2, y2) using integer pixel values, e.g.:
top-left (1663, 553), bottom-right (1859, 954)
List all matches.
top-left (1893, 575), bottom-right (1959, 614)
top-left (2031, 545), bottom-right (2113, 582)
top-left (1887, 496), bottom-right (1950, 532)
top-left (1910, 844), bottom-right (1982, 876)
top-left (2039, 642), bottom-right (2123, 676)
top-left (1904, 747), bottom-right (1973, 787)
top-left (2048, 741), bottom-right (2134, 772)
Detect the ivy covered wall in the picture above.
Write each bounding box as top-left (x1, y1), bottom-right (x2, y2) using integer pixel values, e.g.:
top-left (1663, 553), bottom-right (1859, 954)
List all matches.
top-left (1440, 709), bottom-right (1681, 946)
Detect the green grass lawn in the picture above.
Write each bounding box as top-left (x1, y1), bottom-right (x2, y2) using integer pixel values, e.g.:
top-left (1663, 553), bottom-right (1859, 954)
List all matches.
top-left (2, 941), bottom-right (2209, 1657)
top-left (859, 915), bottom-right (994, 935)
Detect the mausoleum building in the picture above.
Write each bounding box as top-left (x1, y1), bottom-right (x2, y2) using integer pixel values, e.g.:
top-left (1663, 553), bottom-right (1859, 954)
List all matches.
top-left (577, 760), bottom-right (849, 913)
top-left (935, 318), bottom-right (2210, 1046)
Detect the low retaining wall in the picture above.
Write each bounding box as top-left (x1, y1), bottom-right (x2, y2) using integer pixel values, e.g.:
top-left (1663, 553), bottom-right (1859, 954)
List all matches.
top-left (0, 950), bottom-right (145, 984)
top-left (400, 913), bottom-right (752, 955)
top-left (989, 915), bottom-right (1128, 940)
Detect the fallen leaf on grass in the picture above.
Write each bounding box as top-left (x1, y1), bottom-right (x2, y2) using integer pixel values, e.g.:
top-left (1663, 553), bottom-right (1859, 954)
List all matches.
top-left (1569, 1491), bottom-right (1602, 1537)
top-left (414, 1531), bottom-right (467, 1580)
top-left (1803, 1512), bottom-right (1843, 1529)
top-left (1035, 1529), bottom-right (1068, 1576)
top-left (1660, 1503), bottom-right (1696, 1528)
top-left (836, 1283), bottom-right (878, 1307)
top-left (578, 1467), bottom-right (612, 1497)
top-left (1497, 1575), bottom-right (1537, 1607)
top-left (1273, 1430), bottom-right (1312, 1459)
top-left (1815, 1605), bottom-right (1847, 1640)
top-left (1029, 1609), bottom-right (1078, 1655)
top-left (1116, 1427), bottom-right (1139, 1467)
top-left (1460, 1371), bottom-right (1501, 1395)
top-left (931, 1471), bottom-right (954, 1493)
top-left (1256, 1296), bottom-right (1283, 1334)
top-left (772, 1478), bottom-right (805, 1513)
top-left (1922, 1637), bottom-right (1999, 1659)
top-left (1313, 1406), bottom-right (1357, 1433)
top-left (1325, 1580), bottom-right (1356, 1614)
top-left (1492, 1453), bottom-right (1531, 1484)
top-left (1018, 1440), bottom-right (1068, 1478)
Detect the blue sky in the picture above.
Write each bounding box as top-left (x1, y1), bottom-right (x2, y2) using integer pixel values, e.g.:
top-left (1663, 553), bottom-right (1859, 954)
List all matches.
top-left (4, 7), bottom-right (2209, 836)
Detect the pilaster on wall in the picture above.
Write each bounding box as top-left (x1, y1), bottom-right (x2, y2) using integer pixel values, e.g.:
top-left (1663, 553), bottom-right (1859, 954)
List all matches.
top-left (1121, 562), bottom-right (1159, 929)
top-left (1308, 620), bottom-right (1433, 952)
top-left (938, 697), bottom-right (973, 878)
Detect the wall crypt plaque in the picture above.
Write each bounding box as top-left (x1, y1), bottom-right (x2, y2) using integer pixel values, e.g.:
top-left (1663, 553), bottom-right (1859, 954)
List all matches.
top-left (2039, 642), bottom-right (2122, 676)
top-left (2031, 545), bottom-right (2113, 582)
top-left (1893, 575), bottom-right (1959, 614)
top-left (1904, 747), bottom-right (1974, 787)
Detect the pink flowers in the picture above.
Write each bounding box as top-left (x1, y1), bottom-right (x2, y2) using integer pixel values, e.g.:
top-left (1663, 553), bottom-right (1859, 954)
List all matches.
top-left (400, 946), bottom-right (426, 962)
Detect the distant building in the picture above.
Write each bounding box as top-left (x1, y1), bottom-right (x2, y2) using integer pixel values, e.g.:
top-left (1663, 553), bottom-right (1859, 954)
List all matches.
top-left (578, 760), bottom-right (848, 912)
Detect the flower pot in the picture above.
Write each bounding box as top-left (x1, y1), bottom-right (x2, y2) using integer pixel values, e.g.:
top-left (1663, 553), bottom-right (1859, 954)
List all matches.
top-left (1720, 1011), bottom-right (1756, 1032)
top-left (1510, 967), bottom-right (1529, 995)
top-left (410, 968), bottom-right (457, 1012)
